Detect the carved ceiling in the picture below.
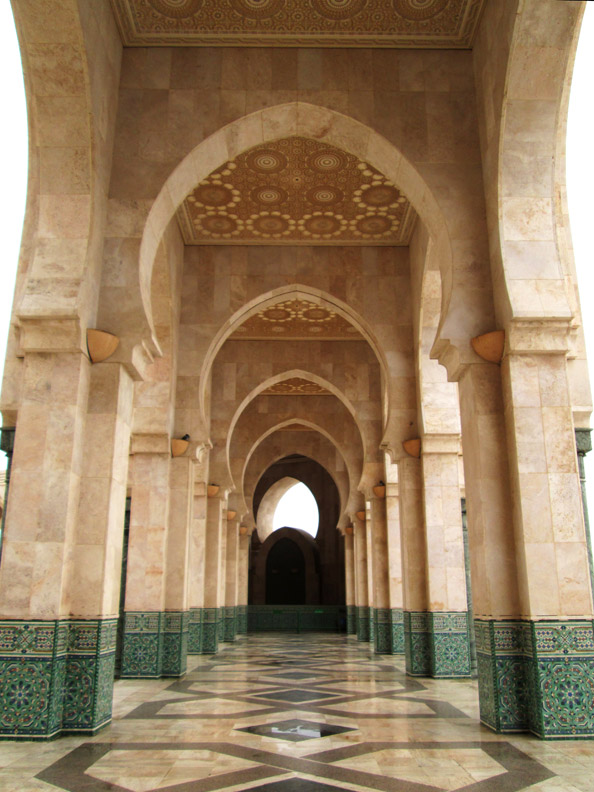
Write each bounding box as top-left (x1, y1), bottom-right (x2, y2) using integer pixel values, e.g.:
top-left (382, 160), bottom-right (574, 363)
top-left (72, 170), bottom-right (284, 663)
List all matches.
top-left (111, 0), bottom-right (485, 48)
top-left (231, 298), bottom-right (364, 339)
top-left (177, 137), bottom-right (416, 246)
top-left (262, 378), bottom-right (332, 395)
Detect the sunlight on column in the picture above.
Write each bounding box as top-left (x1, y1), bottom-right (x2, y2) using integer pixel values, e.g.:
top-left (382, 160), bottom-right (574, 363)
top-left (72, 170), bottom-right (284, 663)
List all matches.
top-left (272, 482), bottom-right (319, 538)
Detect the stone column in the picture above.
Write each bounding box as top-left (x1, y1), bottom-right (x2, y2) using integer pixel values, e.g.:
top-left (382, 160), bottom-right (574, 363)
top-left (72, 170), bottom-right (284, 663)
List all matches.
top-left (202, 490), bottom-right (225, 653)
top-left (497, 344), bottom-right (594, 738)
top-left (421, 435), bottom-right (471, 677)
top-left (224, 514), bottom-right (240, 642)
top-left (0, 348), bottom-right (91, 738)
top-left (218, 500), bottom-right (228, 644)
top-left (344, 527), bottom-right (356, 634)
top-left (386, 482), bottom-right (404, 653)
top-left (188, 479), bottom-right (207, 654)
top-left (121, 435), bottom-right (171, 678)
top-left (66, 362), bottom-right (133, 728)
top-left (163, 455), bottom-right (194, 676)
top-left (354, 514), bottom-right (370, 641)
top-left (369, 495), bottom-right (392, 653)
top-left (236, 527), bottom-right (250, 634)
top-left (458, 361), bottom-right (521, 731)
top-left (398, 456), bottom-right (429, 675)
top-left (364, 504), bottom-right (375, 646)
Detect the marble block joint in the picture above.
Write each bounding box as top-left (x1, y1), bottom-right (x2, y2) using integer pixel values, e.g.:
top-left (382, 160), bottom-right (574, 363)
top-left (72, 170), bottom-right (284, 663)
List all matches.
top-left (475, 619), bottom-right (594, 738)
top-left (0, 618), bottom-right (117, 740)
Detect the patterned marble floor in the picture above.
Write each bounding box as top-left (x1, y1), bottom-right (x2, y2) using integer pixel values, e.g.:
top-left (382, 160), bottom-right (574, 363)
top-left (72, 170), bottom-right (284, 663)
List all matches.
top-left (1, 633), bottom-right (594, 792)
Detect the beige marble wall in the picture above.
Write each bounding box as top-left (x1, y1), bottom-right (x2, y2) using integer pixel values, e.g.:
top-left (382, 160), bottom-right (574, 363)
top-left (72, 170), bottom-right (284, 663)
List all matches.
top-left (502, 350), bottom-right (593, 617)
top-left (398, 457), bottom-right (427, 613)
top-left (386, 483), bottom-right (404, 610)
top-left (189, 480), bottom-right (208, 610)
top-left (204, 492), bottom-right (225, 609)
top-left (369, 497), bottom-right (390, 610)
top-left (421, 439), bottom-right (467, 613)
top-left (237, 531), bottom-right (250, 608)
top-left (354, 515), bottom-right (368, 609)
top-left (225, 518), bottom-right (240, 610)
top-left (125, 445), bottom-right (170, 612)
top-left (69, 362), bottom-right (133, 617)
top-left (458, 363), bottom-right (520, 620)
top-left (0, 351), bottom-right (90, 619)
top-left (165, 457), bottom-right (193, 611)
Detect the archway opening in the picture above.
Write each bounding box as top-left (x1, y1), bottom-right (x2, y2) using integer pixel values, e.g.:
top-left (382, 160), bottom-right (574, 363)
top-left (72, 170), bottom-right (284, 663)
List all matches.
top-left (266, 536), bottom-right (306, 605)
top-left (273, 482), bottom-right (319, 538)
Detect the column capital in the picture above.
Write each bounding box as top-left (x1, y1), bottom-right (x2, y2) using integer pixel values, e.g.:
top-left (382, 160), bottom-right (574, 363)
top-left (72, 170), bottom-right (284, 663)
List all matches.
top-left (420, 433), bottom-right (461, 455)
top-left (130, 433), bottom-right (170, 455)
top-left (505, 319), bottom-right (572, 357)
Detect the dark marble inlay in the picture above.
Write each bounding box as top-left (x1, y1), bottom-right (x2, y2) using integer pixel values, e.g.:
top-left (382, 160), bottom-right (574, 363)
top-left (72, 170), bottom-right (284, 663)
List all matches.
top-left (252, 689), bottom-right (338, 703)
top-left (271, 672), bottom-right (320, 680)
top-left (236, 719), bottom-right (355, 742)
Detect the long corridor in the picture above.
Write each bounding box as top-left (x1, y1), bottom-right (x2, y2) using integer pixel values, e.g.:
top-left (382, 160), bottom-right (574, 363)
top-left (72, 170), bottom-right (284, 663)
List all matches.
top-left (1, 634), bottom-right (593, 792)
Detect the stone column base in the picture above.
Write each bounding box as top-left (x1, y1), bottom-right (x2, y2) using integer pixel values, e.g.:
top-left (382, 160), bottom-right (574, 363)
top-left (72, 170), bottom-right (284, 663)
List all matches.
top-left (188, 608), bottom-right (203, 654)
top-left (476, 619), bottom-right (594, 738)
top-left (224, 606), bottom-right (237, 642)
top-left (163, 612), bottom-right (188, 677)
top-left (428, 612), bottom-right (471, 678)
top-left (0, 618), bottom-right (117, 740)
top-left (405, 612), bottom-right (471, 677)
top-left (121, 612), bottom-right (164, 678)
top-left (356, 606), bottom-right (371, 642)
top-left (346, 605), bottom-right (356, 635)
top-left (390, 608), bottom-right (404, 654)
top-left (373, 609), bottom-right (392, 653)
top-left (236, 605), bottom-right (248, 634)
top-left (404, 611), bottom-right (430, 675)
top-left (202, 608), bottom-right (220, 654)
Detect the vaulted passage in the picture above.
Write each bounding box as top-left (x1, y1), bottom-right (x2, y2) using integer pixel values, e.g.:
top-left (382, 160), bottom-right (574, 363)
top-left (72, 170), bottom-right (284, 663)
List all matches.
top-left (1, 0), bottom-right (594, 766)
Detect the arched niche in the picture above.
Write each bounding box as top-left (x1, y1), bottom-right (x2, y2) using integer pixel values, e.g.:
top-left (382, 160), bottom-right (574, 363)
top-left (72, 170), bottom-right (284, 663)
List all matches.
top-left (252, 527), bottom-right (320, 606)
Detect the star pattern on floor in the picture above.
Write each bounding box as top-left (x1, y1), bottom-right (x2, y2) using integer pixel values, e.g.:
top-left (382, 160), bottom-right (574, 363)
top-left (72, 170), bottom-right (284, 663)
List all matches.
top-left (0, 633), bottom-right (586, 791)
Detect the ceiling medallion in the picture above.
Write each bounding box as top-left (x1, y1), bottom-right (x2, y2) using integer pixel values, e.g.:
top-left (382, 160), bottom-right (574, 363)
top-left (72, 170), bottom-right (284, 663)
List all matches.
top-left (111, 0), bottom-right (485, 48)
top-left (177, 136), bottom-right (416, 246)
top-left (263, 378), bottom-right (333, 395)
top-left (230, 298), bottom-right (364, 340)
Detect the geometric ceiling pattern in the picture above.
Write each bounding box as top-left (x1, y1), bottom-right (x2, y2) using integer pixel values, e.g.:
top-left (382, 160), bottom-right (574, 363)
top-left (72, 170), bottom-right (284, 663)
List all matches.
top-left (111, 0), bottom-right (485, 48)
top-left (177, 137), bottom-right (417, 246)
top-left (262, 378), bottom-right (332, 395)
top-left (231, 299), bottom-right (364, 339)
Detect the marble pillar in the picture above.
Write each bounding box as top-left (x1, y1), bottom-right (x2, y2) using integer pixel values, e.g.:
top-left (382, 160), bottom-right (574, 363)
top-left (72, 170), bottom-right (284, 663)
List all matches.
top-left (344, 528), bottom-right (356, 634)
top-left (188, 480), bottom-right (207, 653)
top-left (202, 491), bottom-right (225, 653)
top-left (236, 529), bottom-right (250, 634)
top-left (385, 483), bottom-right (404, 653)
top-left (369, 496), bottom-right (391, 653)
top-left (420, 436), bottom-right (471, 677)
top-left (224, 516), bottom-right (240, 642)
top-left (354, 515), bottom-right (370, 641)
top-left (398, 456), bottom-right (430, 676)
top-left (121, 436), bottom-right (171, 678)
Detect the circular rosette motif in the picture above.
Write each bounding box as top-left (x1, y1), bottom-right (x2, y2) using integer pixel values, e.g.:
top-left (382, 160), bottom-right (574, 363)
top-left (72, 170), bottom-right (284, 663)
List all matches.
top-left (230, 0), bottom-right (284, 20)
top-left (246, 148), bottom-right (288, 174)
top-left (393, 0), bottom-right (448, 22)
top-left (147, 0), bottom-right (203, 19)
top-left (300, 306), bottom-right (333, 322)
top-left (199, 214), bottom-right (241, 237)
top-left (306, 185), bottom-right (344, 207)
top-left (312, 0), bottom-right (367, 20)
top-left (355, 215), bottom-right (393, 236)
top-left (246, 212), bottom-right (293, 238)
top-left (193, 184), bottom-right (237, 208)
top-left (259, 304), bottom-right (297, 323)
top-left (306, 149), bottom-right (348, 174)
top-left (251, 186), bottom-right (289, 206)
top-left (300, 212), bottom-right (346, 238)
top-left (357, 184), bottom-right (401, 208)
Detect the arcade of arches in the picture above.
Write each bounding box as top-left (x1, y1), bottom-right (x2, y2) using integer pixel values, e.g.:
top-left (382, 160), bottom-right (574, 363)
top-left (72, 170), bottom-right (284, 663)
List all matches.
top-left (1, 0), bottom-right (594, 754)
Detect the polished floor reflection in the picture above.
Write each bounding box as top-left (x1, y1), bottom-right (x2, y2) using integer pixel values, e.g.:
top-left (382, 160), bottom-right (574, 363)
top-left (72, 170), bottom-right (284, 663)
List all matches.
top-left (1, 633), bottom-right (594, 791)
